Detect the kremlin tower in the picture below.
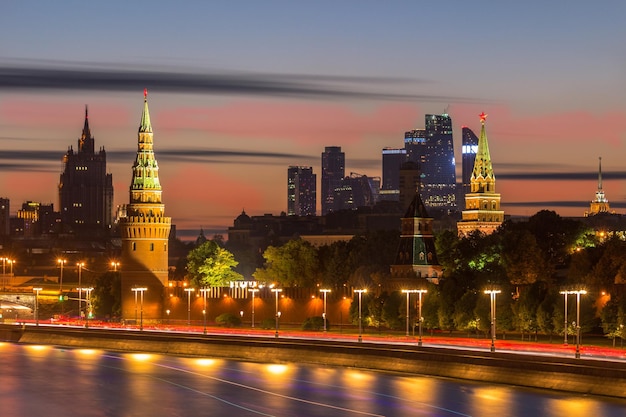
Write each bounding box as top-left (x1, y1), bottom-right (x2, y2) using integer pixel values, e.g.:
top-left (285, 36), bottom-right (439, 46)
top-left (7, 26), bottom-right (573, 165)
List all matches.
top-left (120, 90), bottom-right (171, 321)
top-left (457, 113), bottom-right (504, 236)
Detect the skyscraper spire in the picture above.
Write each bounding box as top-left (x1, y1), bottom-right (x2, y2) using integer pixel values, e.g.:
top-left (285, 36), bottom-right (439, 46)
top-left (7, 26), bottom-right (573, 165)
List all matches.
top-left (598, 156), bottom-right (603, 192)
top-left (81, 105), bottom-right (91, 140)
top-left (78, 105), bottom-right (94, 153)
top-left (139, 88), bottom-right (152, 133)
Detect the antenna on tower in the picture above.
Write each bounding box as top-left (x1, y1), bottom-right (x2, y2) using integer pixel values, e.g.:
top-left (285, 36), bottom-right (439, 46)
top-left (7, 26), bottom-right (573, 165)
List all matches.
top-left (444, 105), bottom-right (450, 115)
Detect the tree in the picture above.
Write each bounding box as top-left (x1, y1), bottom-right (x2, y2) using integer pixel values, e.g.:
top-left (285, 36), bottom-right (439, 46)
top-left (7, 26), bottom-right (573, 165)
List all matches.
top-left (91, 271), bottom-right (121, 319)
top-left (187, 241), bottom-right (243, 287)
top-left (253, 239), bottom-right (320, 287)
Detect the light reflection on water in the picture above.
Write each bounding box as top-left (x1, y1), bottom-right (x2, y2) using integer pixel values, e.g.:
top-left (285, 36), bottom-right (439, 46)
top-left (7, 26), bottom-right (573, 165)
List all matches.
top-left (0, 343), bottom-right (625, 417)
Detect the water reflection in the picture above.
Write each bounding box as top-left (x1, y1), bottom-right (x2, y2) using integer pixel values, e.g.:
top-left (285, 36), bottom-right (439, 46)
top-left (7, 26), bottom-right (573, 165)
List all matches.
top-left (0, 343), bottom-right (624, 417)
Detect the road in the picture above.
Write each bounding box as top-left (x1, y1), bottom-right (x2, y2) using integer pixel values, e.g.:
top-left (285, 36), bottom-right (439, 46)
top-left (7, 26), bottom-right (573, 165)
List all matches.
top-left (1, 342), bottom-right (625, 417)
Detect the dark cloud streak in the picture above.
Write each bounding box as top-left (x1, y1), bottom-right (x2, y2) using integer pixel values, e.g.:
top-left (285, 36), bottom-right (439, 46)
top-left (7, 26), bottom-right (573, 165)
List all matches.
top-left (0, 63), bottom-right (486, 103)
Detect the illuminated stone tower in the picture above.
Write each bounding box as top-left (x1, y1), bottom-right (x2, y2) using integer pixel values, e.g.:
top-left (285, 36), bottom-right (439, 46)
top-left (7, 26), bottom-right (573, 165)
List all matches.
top-left (457, 113), bottom-right (504, 236)
top-left (120, 90), bottom-right (171, 321)
top-left (585, 157), bottom-right (614, 216)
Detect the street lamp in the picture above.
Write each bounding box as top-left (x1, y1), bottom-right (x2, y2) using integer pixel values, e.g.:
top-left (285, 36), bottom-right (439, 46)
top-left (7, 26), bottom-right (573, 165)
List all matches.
top-left (199, 287), bottom-right (209, 334)
top-left (271, 288), bottom-right (283, 338)
top-left (354, 289), bottom-right (367, 343)
top-left (111, 261), bottom-right (120, 272)
top-left (76, 262), bottom-right (85, 322)
top-left (57, 258), bottom-right (66, 293)
top-left (571, 289), bottom-right (587, 359)
top-left (401, 289), bottom-right (418, 337)
top-left (484, 289), bottom-right (501, 353)
top-left (131, 287), bottom-right (147, 331)
top-left (560, 290), bottom-right (570, 346)
top-left (80, 287), bottom-right (94, 329)
top-left (184, 288), bottom-right (195, 328)
top-left (33, 287), bottom-right (42, 326)
top-left (320, 289), bottom-right (331, 332)
top-left (249, 288), bottom-right (259, 328)
top-left (417, 289), bottom-right (427, 346)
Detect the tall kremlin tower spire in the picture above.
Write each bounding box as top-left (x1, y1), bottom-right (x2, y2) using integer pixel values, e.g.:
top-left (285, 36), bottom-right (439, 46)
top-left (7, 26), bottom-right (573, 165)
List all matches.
top-left (457, 113), bottom-right (504, 236)
top-left (585, 157), bottom-right (613, 216)
top-left (120, 90), bottom-right (171, 321)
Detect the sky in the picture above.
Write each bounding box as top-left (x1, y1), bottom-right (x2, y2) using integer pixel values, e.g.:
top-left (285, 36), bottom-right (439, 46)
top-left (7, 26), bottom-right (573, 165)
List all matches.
top-left (1, 1), bottom-right (626, 239)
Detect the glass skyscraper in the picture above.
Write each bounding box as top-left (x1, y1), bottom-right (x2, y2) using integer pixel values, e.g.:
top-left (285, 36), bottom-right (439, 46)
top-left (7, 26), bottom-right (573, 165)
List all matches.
top-left (404, 114), bottom-right (457, 213)
top-left (462, 126), bottom-right (479, 196)
top-left (321, 146), bottom-right (345, 215)
top-left (287, 166), bottom-right (316, 216)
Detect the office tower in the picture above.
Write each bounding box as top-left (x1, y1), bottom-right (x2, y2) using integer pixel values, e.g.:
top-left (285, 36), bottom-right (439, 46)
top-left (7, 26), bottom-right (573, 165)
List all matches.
top-left (423, 113), bottom-right (457, 211)
top-left (458, 113), bottom-right (504, 236)
top-left (333, 173), bottom-right (380, 211)
top-left (380, 148), bottom-right (407, 201)
top-left (0, 198), bottom-right (9, 236)
top-left (585, 157), bottom-right (614, 216)
top-left (461, 127), bottom-right (479, 196)
top-left (120, 90), bottom-right (172, 321)
top-left (287, 166), bottom-right (316, 216)
top-left (321, 146), bottom-right (345, 215)
top-left (58, 107), bottom-right (114, 234)
top-left (404, 114), bottom-right (457, 213)
top-left (390, 190), bottom-right (443, 284)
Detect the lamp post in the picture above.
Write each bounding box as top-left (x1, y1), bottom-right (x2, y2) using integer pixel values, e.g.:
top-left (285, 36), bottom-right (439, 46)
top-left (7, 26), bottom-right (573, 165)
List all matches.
top-left (199, 287), bottom-right (209, 334)
top-left (271, 288), bottom-right (283, 338)
top-left (320, 289), bottom-right (331, 332)
top-left (621, 324), bottom-right (624, 349)
top-left (560, 290), bottom-right (569, 346)
top-left (33, 287), bottom-right (42, 326)
top-left (111, 261), bottom-right (120, 272)
top-left (131, 287), bottom-right (147, 331)
top-left (417, 289), bottom-right (427, 347)
top-left (354, 289), bottom-right (367, 343)
top-left (184, 288), bottom-right (195, 328)
top-left (571, 289), bottom-right (587, 359)
top-left (81, 287), bottom-right (94, 329)
top-left (57, 258), bottom-right (66, 293)
top-left (76, 262), bottom-right (84, 322)
top-left (249, 288), bottom-right (259, 328)
top-left (484, 289), bottom-right (501, 353)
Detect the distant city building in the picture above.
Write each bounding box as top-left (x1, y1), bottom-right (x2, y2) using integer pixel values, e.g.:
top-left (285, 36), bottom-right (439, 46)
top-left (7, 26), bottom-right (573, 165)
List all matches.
top-left (287, 166), bottom-right (316, 216)
top-left (120, 90), bottom-right (171, 321)
top-left (585, 157), bottom-right (615, 216)
top-left (333, 173), bottom-right (380, 211)
top-left (457, 113), bottom-right (504, 236)
top-left (461, 126), bottom-right (479, 196)
top-left (398, 161), bottom-right (420, 212)
top-left (380, 148), bottom-right (406, 202)
top-left (321, 146), bottom-right (345, 215)
top-left (404, 114), bottom-right (457, 212)
top-left (58, 107), bottom-right (113, 235)
top-left (390, 190), bottom-right (443, 285)
top-left (0, 198), bottom-right (9, 236)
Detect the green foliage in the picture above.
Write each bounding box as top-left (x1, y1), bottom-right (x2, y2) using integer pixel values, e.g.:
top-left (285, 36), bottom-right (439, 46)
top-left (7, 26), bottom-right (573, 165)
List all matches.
top-left (187, 241), bottom-right (243, 287)
top-left (260, 318), bottom-right (275, 330)
top-left (253, 239), bottom-right (320, 287)
top-left (301, 316), bottom-right (328, 331)
top-left (215, 313), bottom-right (242, 327)
top-left (91, 271), bottom-right (121, 318)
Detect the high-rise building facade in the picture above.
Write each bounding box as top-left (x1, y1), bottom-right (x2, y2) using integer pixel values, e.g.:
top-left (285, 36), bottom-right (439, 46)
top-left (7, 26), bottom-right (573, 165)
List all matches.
top-left (332, 173), bottom-right (380, 211)
top-left (287, 166), bottom-right (316, 216)
top-left (0, 198), bottom-right (9, 237)
top-left (461, 127), bottom-right (479, 196)
top-left (120, 91), bottom-right (171, 321)
top-left (423, 113), bottom-right (457, 211)
top-left (458, 113), bottom-right (504, 236)
top-left (321, 146), bottom-right (345, 215)
top-left (58, 107), bottom-right (113, 235)
top-left (380, 148), bottom-right (407, 202)
top-left (404, 114), bottom-right (457, 213)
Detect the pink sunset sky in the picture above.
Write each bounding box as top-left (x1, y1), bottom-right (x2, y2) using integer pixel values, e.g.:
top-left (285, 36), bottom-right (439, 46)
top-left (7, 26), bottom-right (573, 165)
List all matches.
top-left (1, 2), bottom-right (626, 238)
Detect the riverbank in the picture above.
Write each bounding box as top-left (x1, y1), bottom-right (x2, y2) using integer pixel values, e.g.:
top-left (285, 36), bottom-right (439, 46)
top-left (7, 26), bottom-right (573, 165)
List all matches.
top-left (2, 324), bottom-right (626, 399)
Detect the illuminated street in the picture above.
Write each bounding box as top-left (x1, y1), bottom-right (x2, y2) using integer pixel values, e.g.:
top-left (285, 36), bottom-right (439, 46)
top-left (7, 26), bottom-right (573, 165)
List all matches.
top-left (1, 342), bottom-right (625, 417)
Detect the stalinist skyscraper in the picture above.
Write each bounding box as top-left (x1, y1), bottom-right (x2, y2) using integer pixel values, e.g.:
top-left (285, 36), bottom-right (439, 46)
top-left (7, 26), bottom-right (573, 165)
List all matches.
top-left (120, 90), bottom-right (171, 321)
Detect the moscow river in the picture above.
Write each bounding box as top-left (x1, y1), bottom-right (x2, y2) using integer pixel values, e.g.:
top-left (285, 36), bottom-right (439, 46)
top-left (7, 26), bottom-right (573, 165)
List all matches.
top-left (1, 342), bottom-right (625, 417)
